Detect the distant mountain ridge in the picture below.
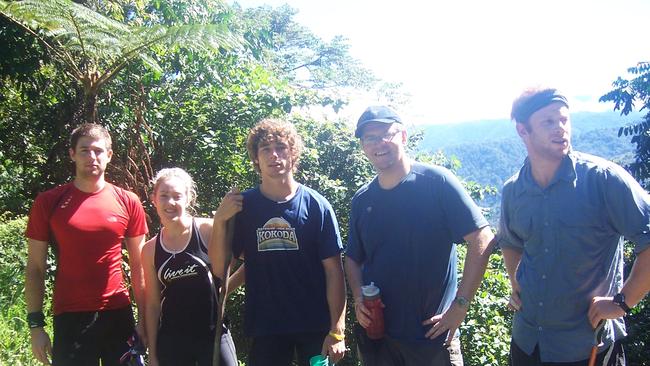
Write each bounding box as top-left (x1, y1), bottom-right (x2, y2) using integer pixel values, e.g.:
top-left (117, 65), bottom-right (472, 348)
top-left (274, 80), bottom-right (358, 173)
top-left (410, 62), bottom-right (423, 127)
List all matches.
top-left (415, 111), bottom-right (642, 223)
top-left (417, 111), bottom-right (641, 150)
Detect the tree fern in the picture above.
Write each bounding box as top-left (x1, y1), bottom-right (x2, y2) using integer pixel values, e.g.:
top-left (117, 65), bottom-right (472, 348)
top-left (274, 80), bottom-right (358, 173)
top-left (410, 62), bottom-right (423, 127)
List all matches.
top-left (0, 0), bottom-right (241, 121)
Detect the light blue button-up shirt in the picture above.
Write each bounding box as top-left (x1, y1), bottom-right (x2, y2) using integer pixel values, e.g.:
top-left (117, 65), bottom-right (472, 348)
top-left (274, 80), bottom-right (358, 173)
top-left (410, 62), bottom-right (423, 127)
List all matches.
top-left (498, 151), bottom-right (650, 362)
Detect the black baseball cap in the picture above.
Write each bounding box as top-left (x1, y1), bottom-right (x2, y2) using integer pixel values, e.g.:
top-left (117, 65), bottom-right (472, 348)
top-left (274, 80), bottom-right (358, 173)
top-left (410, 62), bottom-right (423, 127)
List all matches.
top-left (355, 106), bottom-right (402, 138)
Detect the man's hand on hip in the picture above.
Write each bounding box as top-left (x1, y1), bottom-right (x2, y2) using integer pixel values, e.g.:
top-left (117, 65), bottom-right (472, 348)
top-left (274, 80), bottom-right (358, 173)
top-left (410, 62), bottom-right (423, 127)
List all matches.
top-left (588, 296), bottom-right (626, 328)
top-left (422, 303), bottom-right (468, 345)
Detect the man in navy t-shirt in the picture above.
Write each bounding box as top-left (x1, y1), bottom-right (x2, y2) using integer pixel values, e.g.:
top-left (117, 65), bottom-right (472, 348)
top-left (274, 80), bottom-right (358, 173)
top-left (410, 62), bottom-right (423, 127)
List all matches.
top-left (345, 106), bottom-right (496, 365)
top-left (211, 118), bottom-right (346, 365)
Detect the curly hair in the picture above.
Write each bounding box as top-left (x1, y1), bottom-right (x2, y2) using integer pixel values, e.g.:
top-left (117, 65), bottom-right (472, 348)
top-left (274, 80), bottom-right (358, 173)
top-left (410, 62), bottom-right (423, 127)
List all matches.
top-left (246, 118), bottom-right (304, 173)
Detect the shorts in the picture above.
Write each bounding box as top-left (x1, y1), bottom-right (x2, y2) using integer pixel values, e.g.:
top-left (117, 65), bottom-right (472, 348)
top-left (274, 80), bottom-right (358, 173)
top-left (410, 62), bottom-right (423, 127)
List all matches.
top-left (248, 331), bottom-right (327, 366)
top-left (509, 339), bottom-right (626, 366)
top-left (52, 306), bottom-right (134, 366)
top-left (354, 324), bottom-right (463, 366)
top-left (157, 325), bottom-right (237, 366)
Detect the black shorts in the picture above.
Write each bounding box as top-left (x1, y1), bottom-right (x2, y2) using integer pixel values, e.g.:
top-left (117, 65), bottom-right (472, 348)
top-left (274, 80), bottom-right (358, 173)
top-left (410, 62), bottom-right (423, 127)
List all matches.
top-left (354, 324), bottom-right (463, 366)
top-left (509, 339), bottom-right (626, 366)
top-left (156, 326), bottom-right (238, 366)
top-left (52, 306), bottom-right (134, 366)
top-left (248, 331), bottom-right (327, 366)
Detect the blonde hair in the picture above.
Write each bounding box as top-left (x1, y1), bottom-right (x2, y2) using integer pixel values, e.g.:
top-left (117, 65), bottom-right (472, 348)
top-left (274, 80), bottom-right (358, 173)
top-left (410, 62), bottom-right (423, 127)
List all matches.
top-left (151, 168), bottom-right (197, 212)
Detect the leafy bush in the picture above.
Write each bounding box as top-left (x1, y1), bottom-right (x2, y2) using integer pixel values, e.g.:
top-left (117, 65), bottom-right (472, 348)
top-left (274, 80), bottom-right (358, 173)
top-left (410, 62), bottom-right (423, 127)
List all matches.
top-left (0, 301), bottom-right (42, 366)
top-left (625, 297), bottom-right (649, 366)
top-left (622, 243), bottom-right (650, 366)
top-left (0, 214), bottom-right (28, 304)
top-left (458, 245), bottom-right (512, 366)
top-left (0, 214), bottom-right (51, 365)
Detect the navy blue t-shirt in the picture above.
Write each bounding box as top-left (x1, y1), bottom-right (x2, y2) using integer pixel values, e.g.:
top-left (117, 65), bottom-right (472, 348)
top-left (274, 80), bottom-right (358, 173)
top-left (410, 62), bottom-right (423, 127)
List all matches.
top-left (233, 184), bottom-right (343, 337)
top-left (347, 162), bottom-right (488, 344)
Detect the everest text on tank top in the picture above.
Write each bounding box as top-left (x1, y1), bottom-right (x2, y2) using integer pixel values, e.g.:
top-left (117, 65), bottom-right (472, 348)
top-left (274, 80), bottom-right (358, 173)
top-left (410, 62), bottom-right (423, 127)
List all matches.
top-left (154, 219), bottom-right (217, 334)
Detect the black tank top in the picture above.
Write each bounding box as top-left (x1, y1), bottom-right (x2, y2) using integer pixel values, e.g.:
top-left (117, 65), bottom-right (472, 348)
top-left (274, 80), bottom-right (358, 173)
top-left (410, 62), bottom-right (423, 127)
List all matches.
top-left (154, 219), bottom-right (217, 334)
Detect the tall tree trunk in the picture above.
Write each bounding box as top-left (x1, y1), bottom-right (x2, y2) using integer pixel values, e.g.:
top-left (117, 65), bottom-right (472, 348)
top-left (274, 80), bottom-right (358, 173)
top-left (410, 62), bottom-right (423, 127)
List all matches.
top-left (83, 91), bottom-right (98, 124)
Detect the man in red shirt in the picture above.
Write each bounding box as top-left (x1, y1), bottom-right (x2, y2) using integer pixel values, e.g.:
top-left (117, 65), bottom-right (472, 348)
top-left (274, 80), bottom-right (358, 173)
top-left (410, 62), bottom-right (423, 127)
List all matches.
top-left (24, 123), bottom-right (148, 366)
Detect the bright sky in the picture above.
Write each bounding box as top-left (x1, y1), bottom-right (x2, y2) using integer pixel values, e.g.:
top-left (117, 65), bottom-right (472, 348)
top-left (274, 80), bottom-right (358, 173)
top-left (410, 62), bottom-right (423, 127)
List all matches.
top-left (233, 0), bottom-right (650, 124)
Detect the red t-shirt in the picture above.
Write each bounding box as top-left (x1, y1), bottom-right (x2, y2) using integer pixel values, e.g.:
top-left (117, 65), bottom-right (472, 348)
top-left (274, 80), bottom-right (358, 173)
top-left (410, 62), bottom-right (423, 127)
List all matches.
top-left (26, 183), bottom-right (148, 315)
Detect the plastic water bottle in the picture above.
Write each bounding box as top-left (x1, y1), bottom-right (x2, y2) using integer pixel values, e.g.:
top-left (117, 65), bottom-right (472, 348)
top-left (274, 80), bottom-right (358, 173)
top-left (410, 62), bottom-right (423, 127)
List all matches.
top-left (361, 282), bottom-right (385, 339)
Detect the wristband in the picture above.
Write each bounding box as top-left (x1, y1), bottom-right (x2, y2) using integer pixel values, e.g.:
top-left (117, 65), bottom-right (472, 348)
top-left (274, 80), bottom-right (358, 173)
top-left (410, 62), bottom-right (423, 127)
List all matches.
top-left (454, 296), bottom-right (470, 309)
top-left (328, 331), bottom-right (344, 341)
top-left (613, 293), bottom-right (632, 315)
top-left (27, 311), bottom-right (46, 328)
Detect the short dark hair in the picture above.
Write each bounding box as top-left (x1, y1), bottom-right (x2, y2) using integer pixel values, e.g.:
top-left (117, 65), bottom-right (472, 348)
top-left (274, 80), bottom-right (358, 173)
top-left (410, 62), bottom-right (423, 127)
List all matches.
top-left (246, 118), bottom-right (303, 173)
top-left (70, 123), bottom-right (112, 150)
top-left (511, 87), bottom-right (569, 125)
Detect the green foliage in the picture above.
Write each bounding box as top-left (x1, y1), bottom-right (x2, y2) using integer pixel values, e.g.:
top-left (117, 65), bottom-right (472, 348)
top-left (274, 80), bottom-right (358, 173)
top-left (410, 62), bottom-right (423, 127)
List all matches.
top-left (625, 296), bottom-right (650, 366)
top-left (601, 62), bottom-right (650, 117)
top-left (294, 116), bottom-right (374, 238)
top-left (601, 61), bottom-right (650, 187)
top-left (0, 214), bottom-right (53, 365)
top-left (0, 215), bottom-right (28, 305)
top-left (0, 303), bottom-right (41, 366)
top-left (233, 4), bottom-right (377, 93)
top-left (621, 243), bottom-right (650, 365)
top-left (0, 15), bottom-right (78, 213)
top-left (0, 65), bottom-right (76, 213)
top-left (458, 245), bottom-right (512, 366)
top-left (0, 0), bottom-right (240, 79)
top-left (144, 0), bottom-right (231, 26)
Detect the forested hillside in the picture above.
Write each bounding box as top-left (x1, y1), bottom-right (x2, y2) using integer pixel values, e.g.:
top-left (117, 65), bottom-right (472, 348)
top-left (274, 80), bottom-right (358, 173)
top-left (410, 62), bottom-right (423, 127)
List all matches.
top-left (418, 111), bottom-right (640, 149)
top-left (417, 111), bottom-right (640, 222)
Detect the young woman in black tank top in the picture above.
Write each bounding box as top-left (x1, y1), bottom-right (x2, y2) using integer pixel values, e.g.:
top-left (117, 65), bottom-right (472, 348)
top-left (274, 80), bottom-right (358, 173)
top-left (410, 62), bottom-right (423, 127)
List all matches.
top-left (142, 168), bottom-right (239, 366)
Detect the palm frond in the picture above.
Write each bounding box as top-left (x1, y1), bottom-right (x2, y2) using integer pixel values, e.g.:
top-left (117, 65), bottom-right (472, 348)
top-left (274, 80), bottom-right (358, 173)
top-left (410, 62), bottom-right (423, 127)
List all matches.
top-left (2, 0), bottom-right (242, 89)
top-left (129, 23), bottom-right (241, 54)
top-left (2, 0), bottom-right (131, 41)
top-left (1, 0), bottom-right (131, 66)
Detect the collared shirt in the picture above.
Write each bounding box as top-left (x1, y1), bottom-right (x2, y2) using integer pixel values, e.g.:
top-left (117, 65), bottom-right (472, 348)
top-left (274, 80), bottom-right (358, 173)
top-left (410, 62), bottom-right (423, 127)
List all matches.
top-left (497, 151), bottom-right (650, 362)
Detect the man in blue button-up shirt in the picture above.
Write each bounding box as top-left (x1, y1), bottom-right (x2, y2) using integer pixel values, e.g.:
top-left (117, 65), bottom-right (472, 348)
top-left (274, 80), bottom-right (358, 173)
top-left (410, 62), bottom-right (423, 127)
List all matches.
top-left (498, 87), bottom-right (650, 365)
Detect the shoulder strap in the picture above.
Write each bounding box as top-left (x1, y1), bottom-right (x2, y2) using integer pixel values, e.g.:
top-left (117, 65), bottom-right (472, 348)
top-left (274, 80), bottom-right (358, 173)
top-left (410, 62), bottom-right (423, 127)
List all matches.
top-left (192, 218), bottom-right (209, 252)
